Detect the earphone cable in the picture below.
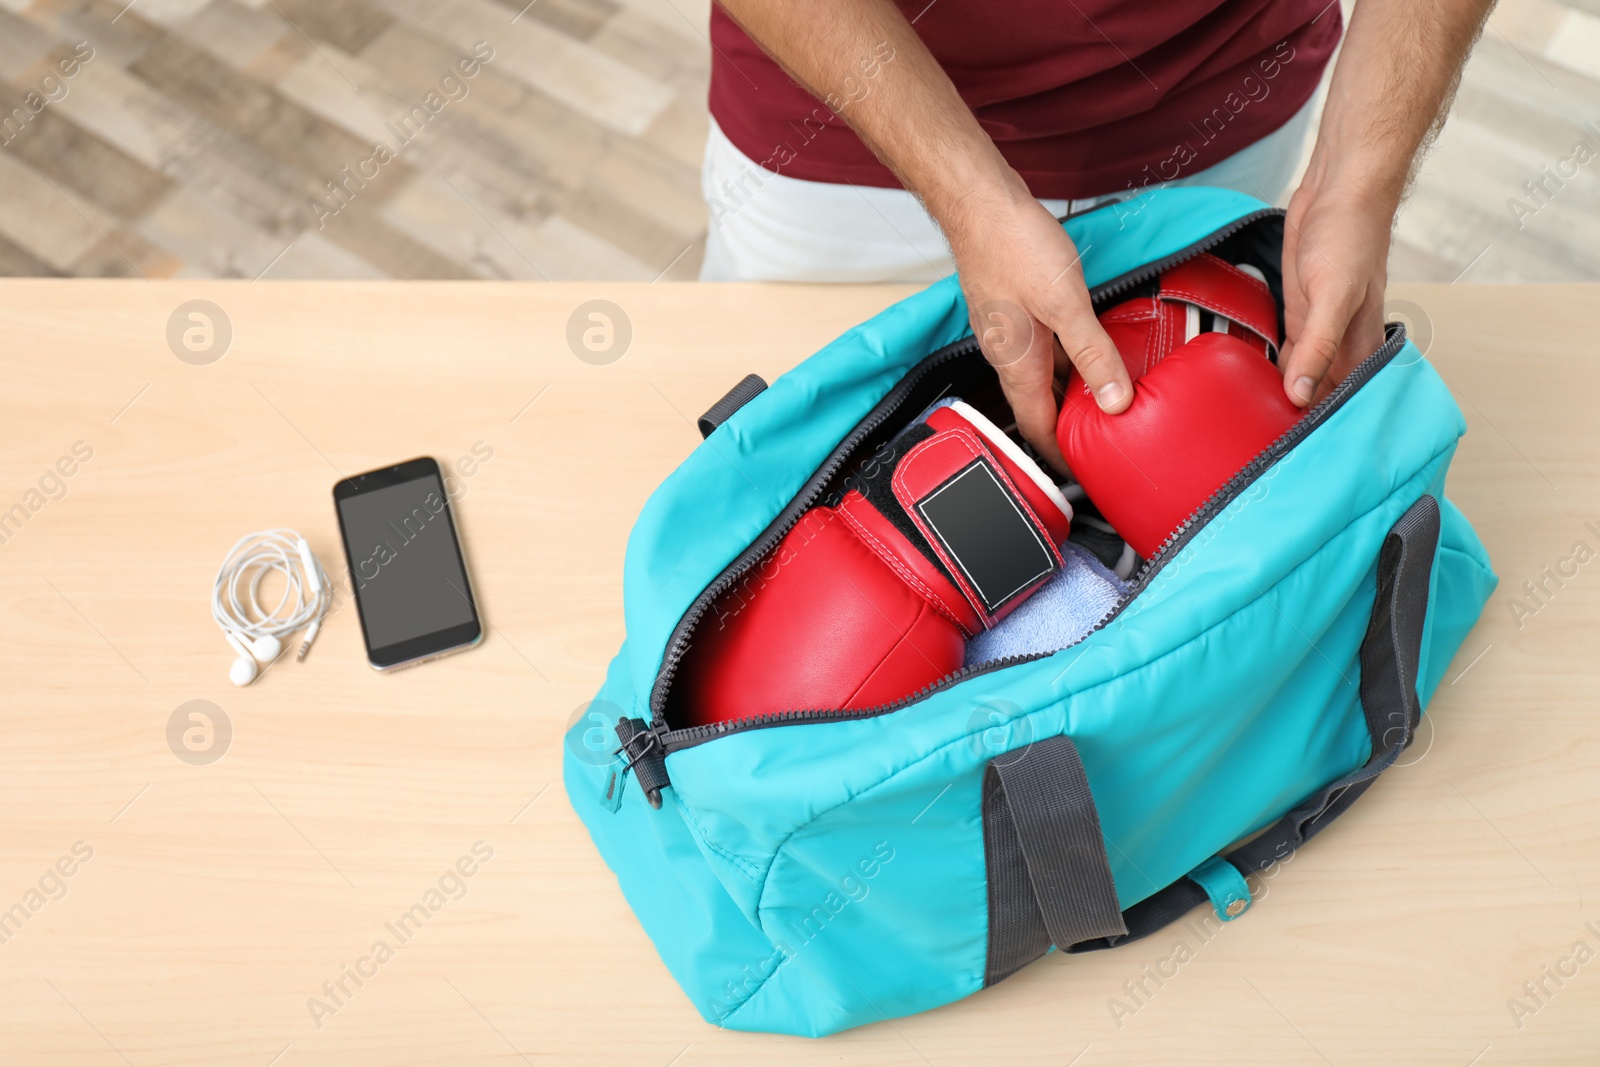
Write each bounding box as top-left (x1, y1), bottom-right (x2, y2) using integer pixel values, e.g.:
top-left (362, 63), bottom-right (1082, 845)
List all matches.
top-left (212, 528), bottom-right (332, 664)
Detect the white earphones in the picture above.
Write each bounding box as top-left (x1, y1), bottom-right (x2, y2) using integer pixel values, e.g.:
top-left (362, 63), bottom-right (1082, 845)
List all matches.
top-left (222, 629), bottom-right (282, 686)
top-left (212, 529), bottom-right (332, 686)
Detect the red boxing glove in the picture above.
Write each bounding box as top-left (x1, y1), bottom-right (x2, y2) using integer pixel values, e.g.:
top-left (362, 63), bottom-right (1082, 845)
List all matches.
top-left (1055, 253), bottom-right (1299, 561)
top-left (1056, 332), bottom-right (1302, 561)
top-left (1098, 252), bottom-right (1280, 375)
top-left (677, 401), bottom-right (1071, 727)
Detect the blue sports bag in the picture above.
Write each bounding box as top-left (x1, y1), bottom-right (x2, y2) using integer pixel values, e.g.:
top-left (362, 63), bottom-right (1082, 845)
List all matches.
top-left (564, 186), bottom-right (1497, 1037)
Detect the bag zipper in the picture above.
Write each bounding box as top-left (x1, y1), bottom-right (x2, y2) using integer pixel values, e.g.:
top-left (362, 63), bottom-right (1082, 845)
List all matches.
top-left (643, 333), bottom-right (982, 719)
top-left (644, 206), bottom-right (1294, 751)
top-left (655, 322), bottom-right (1408, 754)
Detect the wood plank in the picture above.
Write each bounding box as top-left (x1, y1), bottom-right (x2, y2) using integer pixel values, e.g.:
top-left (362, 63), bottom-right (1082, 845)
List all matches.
top-left (607, 0), bottom-right (709, 43)
top-left (379, 169), bottom-right (550, 279)
top-left (637, 73), bottom-right (710, 172)
top-left (256, 227), bottom-right (388, 278)
top-left (356, 21), bottom-right (612, 189)
top-left (171, 0), bottom-right (291, 70)
top-left (0, 230), bottom-right (62, 276)
top-left (272, 0), bottom-right (395, 54)
top-left (527, 211), bottom-right (655, 278)
top-left (341, 25), bottom-right (701, 279)
top-left (482, 0), bottom-right (620, 41)
top-left (1, 0), bottom-right (1595, 292)
top-left (121, 0), bottom-right (213, 27)
top-left (24, 0), bottom-right (167, 70)
top-left (0, 9), bottom-right (58, 80)
top-left (0, 150), bottom-right (119, 271)
top-left (46, 53), bottom-right (220, 172)
top-left (1386, 237), bottom-right (1462, 284)
top-left (1451, 79), bottom-right (1600, 164)
top-left (557, 177), bottom-right (699, 272)
top-left (42, 55), bottom-right (346, 242)
top-left (272, 40), bottom-right (403, 146)
top-left (135, 182), bottom-right (299, 277)
top-left (1463, 33), bottom-right (1600, 130)
top-left (581, 132), bottom-right (703, 237)
top-left (66, 222), bottom-right (182, 277)
top-left (315, 197), bottom-right (477, 277)
top-left (1415, 115), bottom-right (1600, 277)
top-left (127, 34), bottom-right (382, 176)
top-left (239, 15), bottom-right (316, 81)
top-left (0, 81), bottom-right (173, 218)
top-left (589, 4), bottom-right (703, 84)
top-left (371, 0), bottom-right (674, 136)
top-left (1394, 184), bottom-right (1595, 282)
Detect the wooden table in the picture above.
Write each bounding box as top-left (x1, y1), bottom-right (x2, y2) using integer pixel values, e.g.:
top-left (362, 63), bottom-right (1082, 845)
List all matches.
top-left (0, 281), bottom-right (1594, 1066)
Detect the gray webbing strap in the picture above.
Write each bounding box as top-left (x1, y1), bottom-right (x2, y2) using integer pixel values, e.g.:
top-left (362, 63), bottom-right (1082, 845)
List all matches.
top-left (1067, 494), bottom-right (1442, 954)
top-left (1231, 491), bottom-right (1440, 869)
top-left (983, 735), bottom-right (1127, 984)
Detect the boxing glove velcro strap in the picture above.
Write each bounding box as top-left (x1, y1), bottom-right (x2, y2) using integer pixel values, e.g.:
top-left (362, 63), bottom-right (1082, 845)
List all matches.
top-left (1158, 253), bottom-right (1279, 352)
top-left (892, 426), bottom-right (1063, 627)
top-left (847, 422), bottom-right (1063, 630)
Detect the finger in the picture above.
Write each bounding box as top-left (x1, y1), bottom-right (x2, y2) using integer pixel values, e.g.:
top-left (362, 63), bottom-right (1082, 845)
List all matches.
top-left (1280, 191), bottom-right (1309, 340)
top-left (1312, 285), bottom-right (1386, 404)
top-left (1043, 286), bottom-right (1131, 415)
top-left (1280, 280), bottom-right (1361, 407)
top-left (1345, 285), bottom-right (1387, 364)
top-left (991, 332), bottom-right (1070, 472)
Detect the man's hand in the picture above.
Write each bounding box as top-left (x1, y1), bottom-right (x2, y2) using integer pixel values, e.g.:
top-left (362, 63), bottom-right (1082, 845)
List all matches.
top-left (717, 0), bottom-right (1127, 472)
top-left (946, 174), bottom-right (1132, 471)
top-left (1278, 179), bottom-right (1390, 406)
top-left (1279, 0), bottom-right (1490, 406)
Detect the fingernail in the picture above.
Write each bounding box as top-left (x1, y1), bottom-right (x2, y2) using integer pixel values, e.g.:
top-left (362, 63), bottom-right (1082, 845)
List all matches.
top-left (1293, 376), bottom-right (1315, 403)
top-left (1095, 381), bottom-right (1125, 410)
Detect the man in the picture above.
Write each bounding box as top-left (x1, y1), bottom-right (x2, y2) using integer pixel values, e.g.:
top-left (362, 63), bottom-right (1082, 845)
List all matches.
top-left (700, 0), bottom-right (1490, 470)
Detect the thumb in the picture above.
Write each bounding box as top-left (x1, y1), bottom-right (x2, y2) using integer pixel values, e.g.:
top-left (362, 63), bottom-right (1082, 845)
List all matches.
top-left (1281, 282), bottom-right (1361, 407)
top-left (1046, 288), bottom-right (1131, 415)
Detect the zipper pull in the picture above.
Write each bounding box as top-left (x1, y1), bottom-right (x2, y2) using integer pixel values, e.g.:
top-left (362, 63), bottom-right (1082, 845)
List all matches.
top-left (598, 753), bottom-right (628, 813)
top-left (615, 717), bottom-right (670, 809)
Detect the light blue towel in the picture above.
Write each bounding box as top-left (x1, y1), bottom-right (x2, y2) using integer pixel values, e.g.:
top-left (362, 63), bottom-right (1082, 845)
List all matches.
top-left (964, 540), bottom-right (1128, 667)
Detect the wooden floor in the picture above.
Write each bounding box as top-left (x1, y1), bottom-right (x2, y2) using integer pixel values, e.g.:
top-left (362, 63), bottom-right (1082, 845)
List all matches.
top-left (0, 0), bottom-right (1595, 283)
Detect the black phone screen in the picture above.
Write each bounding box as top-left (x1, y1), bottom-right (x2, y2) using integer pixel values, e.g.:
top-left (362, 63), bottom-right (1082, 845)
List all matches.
top-left (334, 459), bottom-right (480, 667)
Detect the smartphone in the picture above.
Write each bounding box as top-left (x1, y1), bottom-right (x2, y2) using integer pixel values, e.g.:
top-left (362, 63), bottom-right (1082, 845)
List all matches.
top-left (332, 457), bottom-right (483, 671)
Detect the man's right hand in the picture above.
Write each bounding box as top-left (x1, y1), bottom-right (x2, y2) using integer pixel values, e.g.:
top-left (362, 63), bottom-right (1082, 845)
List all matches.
top-left (715, 0), bottom-right (1130, 471)
top-left (944, 174), bottom-right (1132, 472)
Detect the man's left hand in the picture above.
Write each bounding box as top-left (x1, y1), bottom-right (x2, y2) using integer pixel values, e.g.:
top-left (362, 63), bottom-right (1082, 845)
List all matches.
top-left (1278, 177), bottom-right (1393, 407)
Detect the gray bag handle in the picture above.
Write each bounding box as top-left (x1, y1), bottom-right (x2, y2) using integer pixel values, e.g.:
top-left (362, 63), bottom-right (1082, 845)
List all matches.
top-left (1065, 494), bottom-right (1442, 955)
top-left (983, 735), bottom-right (1128, 985)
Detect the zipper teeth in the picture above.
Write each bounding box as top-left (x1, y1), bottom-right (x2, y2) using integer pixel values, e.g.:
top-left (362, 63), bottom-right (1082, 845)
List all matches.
top-left (1080, 321), bottom-right (1406, 631)
top-left (646, 337), bottom-right (980, 719)
top-left (659, 324), bottom-right (1407, 752)
top-left (1087, 208), bottom-right (1278, 306)
top-left (649, 207), bottom-right (1288, 740)
top-left (660, 653), bottom-right (1041, 748)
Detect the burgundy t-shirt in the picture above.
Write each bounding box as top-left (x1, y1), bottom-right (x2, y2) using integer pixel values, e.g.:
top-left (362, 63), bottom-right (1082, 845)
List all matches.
top-left (708, 0), bottom-right (1341, 199)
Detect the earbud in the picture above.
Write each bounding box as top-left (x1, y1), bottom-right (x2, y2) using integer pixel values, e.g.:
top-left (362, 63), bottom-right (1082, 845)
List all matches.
top-left (213, 529), bottom-right (333, 687)
top-left (229, 656), bottom-right (258, 687)
top-left (223, 630), bottom-right (260, 687)
top-left (223, 630), bottom-right (280, 687)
